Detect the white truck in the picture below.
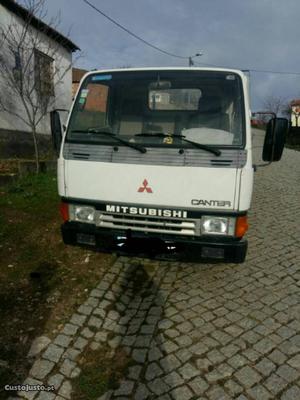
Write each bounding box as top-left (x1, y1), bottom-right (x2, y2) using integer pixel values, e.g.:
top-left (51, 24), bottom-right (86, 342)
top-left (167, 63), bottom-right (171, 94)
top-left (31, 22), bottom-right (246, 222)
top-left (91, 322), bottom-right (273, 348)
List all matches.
top-left (51, 67), bottom-right (288, 263)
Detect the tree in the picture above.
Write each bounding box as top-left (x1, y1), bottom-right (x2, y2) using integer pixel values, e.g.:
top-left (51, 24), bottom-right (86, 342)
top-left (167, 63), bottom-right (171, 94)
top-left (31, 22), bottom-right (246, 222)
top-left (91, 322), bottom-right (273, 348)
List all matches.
top-left (0, 0), bottom-right (79, 172)
top-left (262, 95), bottom-right (289, 117)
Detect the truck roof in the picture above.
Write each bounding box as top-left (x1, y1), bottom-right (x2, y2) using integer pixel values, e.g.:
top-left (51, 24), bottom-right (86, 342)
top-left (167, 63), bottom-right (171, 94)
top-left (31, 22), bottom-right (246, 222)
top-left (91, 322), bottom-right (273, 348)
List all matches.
top-left (85, 66), bottom-right (246, 78)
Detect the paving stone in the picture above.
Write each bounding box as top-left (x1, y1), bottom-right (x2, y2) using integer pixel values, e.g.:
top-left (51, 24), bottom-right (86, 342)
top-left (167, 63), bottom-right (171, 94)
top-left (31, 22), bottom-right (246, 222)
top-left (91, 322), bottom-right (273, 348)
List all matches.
top-left (94, 331), bottom-right (108, 342)
top-left (62, 348), bottom-right (80, 361)
top-left (176, 321), bottom-right (193, 333)
top-left (85, 297), bottom-right (99, 307)
top-left (70, 313), bottom-right (87, 327)
top-left (228, 354), bottom-right (247, 369)
top-left (145, 362), bottom-right (163, 381)
top-left (132, 349), bottom-right (147, 363)
top-left (148, 346), bottom-right (163, 361)
top-left (276, 364), bottom-right (299, 383)
top-left (134, 335), bottom-right (152, 348)
top-left (90, 288), bottom-right (104, 298)
top-left (242, 349), bottom-right (261, 362)
top-left (140, 324), bottom-right (156, 335)
top-left (253, 337), bottom-right (277, 354)
top-left (234, 366), bottom-right (262, 388)
top-left (246, 385), bottom-right (272, 400)
top-left (160, 354), bottom-right (181, 373)
top-left (278, 340), bottom-right (299, 356)
top-left (268, 349), bottom-right (287, 365)
top-left (174, 335), bottom-right (193, 347)
top-left (43, 345), bottom-right (64, 364)
top-left (59, 359), bottom-right (76, 377)
top-left (62, 324), bottom-right (79, 336)
top-left (178, 363), bottom-right (199, 380)
top-left (77, 305), bottom-right (93, 315)
top-left (73, 337), bottom-right (88, 350)
top-left (163, 340), bottom-right (179, 354)
top-left (207, 349), bottom-right (226, 365)
top-left (264, 373), bottom-right (288, 395)
top-left (29, 359), bottom-right (54, 380)
top-left (147, 377), bottom-right (169, 395)
top-left (35, 393), bottom-right (55, 400)
top-left (156, 395), bottom-right (171, 400)
top-left (134, 383), bottom-right (150, 400)
top-left (48, 374), bottom-right (64, 391)
top-left (163, 370), bottom-right (184, 388)
top-left (27, 336), bottom-right (51, 358)
top-left (206, 386), bottom-right (231, 400)
top-left (176, 348), bottom-right (192, 363)
top-left (164, 329), bottom-right (179, 339)
top-left (18, 377), bottom-right (43, 400)
top-left (188, 376), bottom-right (209, 395)
top-left (287, 353), bottom-right (300, 369)
top-left (170, 385), bottom-right (194, 400)
top-left (58, 380), bottom-right (72, 399)
top-left (224, 380), bottom-right (243, 397)
top-left (254, 358), bottom-right (276, 376)
top-left (128, 365), bottom-right (142, 380)
top-left (70, 367), bottom-right (81, 378)
top-left (81, 327), bottom-right (94, 339)
top-left (217, 362), bottom-right (234, 379)
top-left (88, 316), bottom-right (102, 329)
top-left (114, 380), bottom-right (134, 396)
top-left (196, 357), bottom-right (213, 373)
top-left (189, 342), bottom-right (209, 356)
top-left (53, 334), bottom-right (72, 348)
top-left (281, 386), bottom-right (300, 400)
top-left (158, 319), bottom-right (174, 330)
top-left (90, 341), bottom-right (100, 350)
top-left (220, 344), bottom-right (239, 358)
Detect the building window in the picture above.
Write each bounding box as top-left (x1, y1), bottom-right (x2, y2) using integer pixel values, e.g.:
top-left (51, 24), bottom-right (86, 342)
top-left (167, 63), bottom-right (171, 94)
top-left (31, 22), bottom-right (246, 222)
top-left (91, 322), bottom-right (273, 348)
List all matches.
top-left (13, 49), bottom-right (22, 84)
top-left (34, 49), bottom-right (54, 97)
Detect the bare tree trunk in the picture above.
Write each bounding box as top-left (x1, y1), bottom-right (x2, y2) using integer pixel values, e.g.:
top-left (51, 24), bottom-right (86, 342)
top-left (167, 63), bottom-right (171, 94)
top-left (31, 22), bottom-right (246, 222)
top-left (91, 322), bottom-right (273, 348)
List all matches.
top-left (32, 127), bottom-right (40, 173)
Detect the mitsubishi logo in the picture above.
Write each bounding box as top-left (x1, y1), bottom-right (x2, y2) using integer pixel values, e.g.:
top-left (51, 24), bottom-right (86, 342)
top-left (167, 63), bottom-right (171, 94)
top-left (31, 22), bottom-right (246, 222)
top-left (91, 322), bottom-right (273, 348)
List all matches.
top-left (138, 179), bottom-right (153, 193)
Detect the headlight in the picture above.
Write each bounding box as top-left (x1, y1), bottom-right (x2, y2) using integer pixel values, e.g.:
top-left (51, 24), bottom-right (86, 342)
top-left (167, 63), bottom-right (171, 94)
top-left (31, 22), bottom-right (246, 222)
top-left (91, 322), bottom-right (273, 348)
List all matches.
top-left (69, 205), bottom-right (96, 224)
top-left (201, 216), bottom-right (235, 236)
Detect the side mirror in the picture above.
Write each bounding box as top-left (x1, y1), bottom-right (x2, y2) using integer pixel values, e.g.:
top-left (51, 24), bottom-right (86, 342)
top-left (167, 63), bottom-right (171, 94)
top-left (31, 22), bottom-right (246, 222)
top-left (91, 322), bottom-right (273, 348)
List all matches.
top-left (262, 117), bottom-right (289, 162)
top-left (50, 110), bottom-right (62, 156)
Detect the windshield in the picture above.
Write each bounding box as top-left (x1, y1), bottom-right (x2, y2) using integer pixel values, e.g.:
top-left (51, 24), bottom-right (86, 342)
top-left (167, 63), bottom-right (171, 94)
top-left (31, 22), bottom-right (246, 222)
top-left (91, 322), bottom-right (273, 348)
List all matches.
top-left (67, 70), bottom-right (245, 148)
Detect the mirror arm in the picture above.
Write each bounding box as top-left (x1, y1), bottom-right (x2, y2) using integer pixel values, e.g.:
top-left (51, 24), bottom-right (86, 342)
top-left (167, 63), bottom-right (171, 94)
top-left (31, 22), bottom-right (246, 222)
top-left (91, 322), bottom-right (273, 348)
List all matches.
top-left (253, 162), bottom-right (272, 171)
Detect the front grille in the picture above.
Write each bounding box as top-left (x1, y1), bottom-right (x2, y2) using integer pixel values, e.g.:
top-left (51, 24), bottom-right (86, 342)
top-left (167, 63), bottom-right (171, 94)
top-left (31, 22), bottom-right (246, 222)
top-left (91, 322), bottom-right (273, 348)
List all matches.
top-left (96, 212), bottom-right (199, 236)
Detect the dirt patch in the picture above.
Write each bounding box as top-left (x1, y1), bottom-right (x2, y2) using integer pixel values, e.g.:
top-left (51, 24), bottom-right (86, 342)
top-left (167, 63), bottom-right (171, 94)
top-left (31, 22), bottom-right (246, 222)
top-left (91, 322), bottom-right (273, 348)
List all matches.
top-left (73, 346), bottom-right (132, 400)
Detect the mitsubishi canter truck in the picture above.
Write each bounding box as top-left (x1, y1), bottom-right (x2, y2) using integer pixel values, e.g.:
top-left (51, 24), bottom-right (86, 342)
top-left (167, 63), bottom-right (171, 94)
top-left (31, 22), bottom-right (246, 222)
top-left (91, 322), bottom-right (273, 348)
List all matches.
top-left (50, 68), bottom-right (288, 263)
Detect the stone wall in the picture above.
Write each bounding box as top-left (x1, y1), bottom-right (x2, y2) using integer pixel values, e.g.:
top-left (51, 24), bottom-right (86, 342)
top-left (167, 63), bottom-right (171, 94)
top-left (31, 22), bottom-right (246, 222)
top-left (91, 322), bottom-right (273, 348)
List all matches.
top-left (0, 128), bottom-right (55, 159)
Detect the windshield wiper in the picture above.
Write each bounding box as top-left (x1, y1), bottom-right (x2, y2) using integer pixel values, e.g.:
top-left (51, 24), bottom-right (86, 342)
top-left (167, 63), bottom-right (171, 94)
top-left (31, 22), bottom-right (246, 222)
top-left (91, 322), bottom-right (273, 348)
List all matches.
top-left (135, 133), bottom-right (221, 156)
top-left (71, 129), bottom-right (147, 153)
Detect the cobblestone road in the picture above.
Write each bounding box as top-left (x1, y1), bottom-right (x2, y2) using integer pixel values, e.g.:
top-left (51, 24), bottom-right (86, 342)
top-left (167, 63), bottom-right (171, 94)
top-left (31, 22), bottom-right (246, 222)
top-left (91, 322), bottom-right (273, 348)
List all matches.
top-left (14, 130), bottom-right (300, 400)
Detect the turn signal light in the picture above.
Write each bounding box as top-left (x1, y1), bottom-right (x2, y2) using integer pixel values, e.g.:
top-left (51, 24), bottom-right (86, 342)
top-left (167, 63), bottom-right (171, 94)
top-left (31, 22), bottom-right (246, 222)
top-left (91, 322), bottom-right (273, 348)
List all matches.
top-left (60, 202), bottom-right (69, 222)
top-left (235, 216), bottom-right (248, 238)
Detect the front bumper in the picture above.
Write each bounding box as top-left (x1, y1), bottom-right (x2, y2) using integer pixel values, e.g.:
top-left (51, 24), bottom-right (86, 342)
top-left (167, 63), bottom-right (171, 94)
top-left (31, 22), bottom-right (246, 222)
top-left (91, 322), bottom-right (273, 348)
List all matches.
top-left (61, 221), bottom-right (248, 263)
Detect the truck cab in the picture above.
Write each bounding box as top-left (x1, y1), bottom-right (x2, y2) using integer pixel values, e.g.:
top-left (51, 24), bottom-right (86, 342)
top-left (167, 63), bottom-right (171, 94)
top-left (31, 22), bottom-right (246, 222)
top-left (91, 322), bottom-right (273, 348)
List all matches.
top-left (51, 68), bottom-right (287, 263)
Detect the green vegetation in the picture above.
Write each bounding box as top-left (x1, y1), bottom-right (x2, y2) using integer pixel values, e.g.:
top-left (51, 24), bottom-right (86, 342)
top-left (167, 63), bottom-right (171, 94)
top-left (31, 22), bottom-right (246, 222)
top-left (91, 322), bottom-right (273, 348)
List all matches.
top-left (0, 173), bottom-right (114, 399)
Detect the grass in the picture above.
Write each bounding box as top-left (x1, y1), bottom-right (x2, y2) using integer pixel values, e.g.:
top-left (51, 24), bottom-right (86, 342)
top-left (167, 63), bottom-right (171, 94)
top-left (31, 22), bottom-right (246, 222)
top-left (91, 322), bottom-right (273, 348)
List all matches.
top-left (0, 173), bottom-right (115, 399)
top-left (72, 346), bottom-right (132, 400)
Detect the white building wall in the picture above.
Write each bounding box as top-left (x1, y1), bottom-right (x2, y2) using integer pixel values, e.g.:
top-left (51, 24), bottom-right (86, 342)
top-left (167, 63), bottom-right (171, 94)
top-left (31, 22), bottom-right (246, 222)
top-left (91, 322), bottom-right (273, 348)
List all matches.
top-left (0, 4), bottom-right (73, 135)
